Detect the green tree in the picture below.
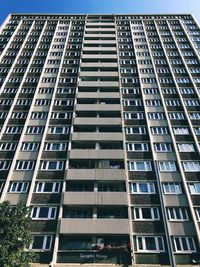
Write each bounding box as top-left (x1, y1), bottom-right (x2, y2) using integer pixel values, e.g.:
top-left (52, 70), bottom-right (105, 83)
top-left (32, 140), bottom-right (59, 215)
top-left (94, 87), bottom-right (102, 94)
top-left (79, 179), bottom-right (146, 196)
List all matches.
top-left (0, 201), bottom-right (34, 267)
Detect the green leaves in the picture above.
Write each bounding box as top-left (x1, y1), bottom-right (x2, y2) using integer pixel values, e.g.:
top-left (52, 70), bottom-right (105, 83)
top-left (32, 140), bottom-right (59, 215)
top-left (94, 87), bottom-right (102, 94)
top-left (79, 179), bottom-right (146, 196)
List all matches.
top-left (0, 201), bottom-right (34, 267)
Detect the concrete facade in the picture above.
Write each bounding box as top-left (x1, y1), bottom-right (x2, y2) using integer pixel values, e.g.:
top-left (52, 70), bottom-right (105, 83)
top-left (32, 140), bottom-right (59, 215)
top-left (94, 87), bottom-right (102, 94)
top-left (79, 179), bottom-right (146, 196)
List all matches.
top-left (0, 13), bottom-right (200, 266)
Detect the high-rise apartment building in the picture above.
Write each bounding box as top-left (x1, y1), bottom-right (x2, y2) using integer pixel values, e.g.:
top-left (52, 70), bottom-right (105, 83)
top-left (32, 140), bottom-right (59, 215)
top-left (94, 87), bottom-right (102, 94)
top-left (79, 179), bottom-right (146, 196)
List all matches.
top-left (0, 13), bottom-right (200, 266)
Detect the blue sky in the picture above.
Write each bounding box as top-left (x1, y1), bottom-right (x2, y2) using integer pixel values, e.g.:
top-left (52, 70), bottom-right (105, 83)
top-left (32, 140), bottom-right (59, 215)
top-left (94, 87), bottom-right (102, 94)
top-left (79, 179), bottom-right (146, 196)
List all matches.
top-left (1, 0), bottom-right (200, 25)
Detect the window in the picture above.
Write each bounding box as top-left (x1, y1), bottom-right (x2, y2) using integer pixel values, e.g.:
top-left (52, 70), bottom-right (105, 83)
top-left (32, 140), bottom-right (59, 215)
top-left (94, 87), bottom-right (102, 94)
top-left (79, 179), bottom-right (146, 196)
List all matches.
top-left (131, 182), bottom-right (155, 193)
top-left (167, 208), bottom-right (189, 221)
top-left (0, 112), bottom-right (7, 119)
top-left (0, 181), bottom-right (4, 193)
top-left (195, 208), bottom-right (200, 221)
top-left (163, 183), bottom-right (182, 194)
top-left (0, 142), bottom-right (16, 151)
top-left (182, 161), bottom-right (200, 172)
top-left (51, 112), bottom-right (71, 119)
top-left (21, 88), bottom-right (35, 94)
top-left (35, 182), bottom-right (60, 193)
top-left (146, 100), bottom-right (161, 106)
top-left (124, 113), bottom-right (144, 120)
top-left (38, 87), bottom-right (54, 94)
top-left (35, 99), bottom-right (51, 106)
top-left (31, 206), bottom-right (57, 219)
top-left (172, 127), bottom-right (189, 135)
top-left (26, 126), bottom-right (44, 134)
top-left (21, 142), bottom-right (40, 151)
top-left (30, 235), bottom-right (52, 250)
top-left (128, 161), bottom-right (152, 171)
top-left (48, 126), bottom-right (69, 134)
top-left (184, 100), bottom-right (200, 106)
top-left (127, 143), bottom-right (149, 151)
top-left (9, 182), bottom-right (29, 193)
top-left (54, 99), bottom-right (73, 106)
top-left (15, 161), bottom-right (35, 170)
top-left (0, 161), bottom-right (11, 170)
top-left (16, 99), bottom-right (31, 106)
top-left (143, 88), bottom-right (158, 94)
top-left (5, 126), bottom-right (22, 134)
top-left (148, 113), bottom-right (165, 120)
top-left (189, 113), bottom-right (200, 120)
top-left (162, 88), bottom-right (177, 94)
top-left (122, 88), bottom-right (140, 94)
top-left (141, 78), bottom-right (156, 84)
top-left (57, 88), bottom-right (74, 94)
top-left (31, 112), bottom-right (47, 119)
top-left (177, 143), bottom-right (195, 152)
top-left (194, 127), bottom-right (200, 135)
top-left (133, 207), bottom-right (159, 220)
top-left (159, 161), bottom-right (176, 172)
top-left (136, 236), bottom-right (165, 252)
top-left (165, 100), bottom-right (181, 106)
top-left (123, 100), bottom-right (142, 106)
top-left (44, 143), bottom-right (67, 151)
top-left (40, 161), bottom-right (64, 171)
top-left (151, 127), bottom-right (168, 135)
top-left (188, 183), bottom-right (200, 194)
top-left (125, 127), bottom-right (146, 134)
top-left (11, 112), bottom-right (28, 119)
top-left (168, 113), bottom-right (185, 120)
top-left (172, 237), bottom-right (196, 253)
top-left (154, 143), bottom-right (172, 152)
top-left (180, 88), bottom-right (195, 94)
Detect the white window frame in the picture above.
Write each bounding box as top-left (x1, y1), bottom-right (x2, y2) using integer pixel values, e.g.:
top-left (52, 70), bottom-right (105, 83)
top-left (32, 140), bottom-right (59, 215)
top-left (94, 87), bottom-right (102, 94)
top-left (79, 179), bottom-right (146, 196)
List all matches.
top-left (168, 113), bottom-right (185, 120)
top-left (30, 235), bottom-right (53, 251)
top-left (167, 208), bottom-right (189, 221)
top-left (128, 161), bottom-right (152, 171)
top-left (0, 160), bottom-right (11, 170)
top-left (182, 161), bottom-right (200, 172)
top-left (48, 126), bottom-right (69, 134)
top-left (154, 143), bottom-right (172, 152)
top-left (151, 127), bottom-right (168, 135)
top-left (127, 143), bottom-right (149, 151)
top-left (133, 207), bottom-right (160, 220)
top-left (177, 143), bottom-right (195, 152)
top-left (44, 143), bottom-right (67, 151)
top-left (0, 142), bottom-right (16, 151)
top-left (131, 182), bottom-right (156, 194)
top-left (195, 208), bottom-right (200, 221)
top-left (188, 183), bottom-right (200, 194)
top-left (125, 127), bottom-right (146, 135)
top-left (172, 127), bottom-right (189, 135)
top-left (159, 161), bottom-right (176, 172)
top-left (35, 182), bottom-right (60, 193)
top-left (31, 206), bottom-right (57, 220)
top-left (21, 142), bottom-right (40, 151)
top-left (40, 161), bottom-right (64, 171)
top-left (124, 112), bottom-right (144, 120)
top-left (163, 183), bottom-right (182, 194)
top-left (15, 161), bottom-right (35, 170)
top-left (136, 236), bottom-right (165, 252)
top-left (9, 182), bottom-right (29, 193)
top-left (173, 237), bottom-right (196, 253)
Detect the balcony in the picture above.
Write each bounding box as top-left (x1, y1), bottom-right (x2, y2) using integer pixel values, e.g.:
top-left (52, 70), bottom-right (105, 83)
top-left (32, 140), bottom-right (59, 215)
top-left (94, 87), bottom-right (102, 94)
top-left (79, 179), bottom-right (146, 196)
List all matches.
top-left (69, 149), bottom-right (123, 159)
top-left (78, 81), bottom-right (119, 87)
top-left (77, 92), bottom-right (120, 99)
top-left (66, 168), bottom-right (125, 181)
top-left (63, 192), bottom-right (127, 205)
top-left (72, 132), bottom-right (123, 141)
top-left (76, 104), bottom-right (120, 112)
top-left (74, 117), bottom-right (121, 125)
top-left (60, 218), bottom-right (129, 234)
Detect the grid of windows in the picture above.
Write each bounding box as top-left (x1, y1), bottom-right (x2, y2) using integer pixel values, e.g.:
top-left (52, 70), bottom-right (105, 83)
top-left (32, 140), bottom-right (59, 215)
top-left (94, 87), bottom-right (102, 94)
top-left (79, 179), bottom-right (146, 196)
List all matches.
top-left (0, 13), bottom-right (200, 266)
